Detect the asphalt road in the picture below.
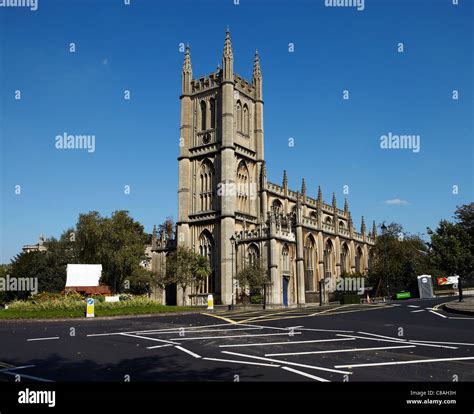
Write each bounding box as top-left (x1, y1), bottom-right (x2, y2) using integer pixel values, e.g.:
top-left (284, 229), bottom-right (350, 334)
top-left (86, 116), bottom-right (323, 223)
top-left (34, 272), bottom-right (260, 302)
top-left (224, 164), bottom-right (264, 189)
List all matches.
top-left (1, 296), bottom-right (473, 382)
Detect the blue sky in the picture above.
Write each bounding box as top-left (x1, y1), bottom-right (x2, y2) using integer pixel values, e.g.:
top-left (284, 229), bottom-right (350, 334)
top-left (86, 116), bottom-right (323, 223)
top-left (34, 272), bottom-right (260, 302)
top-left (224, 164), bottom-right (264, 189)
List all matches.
top-left (0, 0), bottom-right (472, 263)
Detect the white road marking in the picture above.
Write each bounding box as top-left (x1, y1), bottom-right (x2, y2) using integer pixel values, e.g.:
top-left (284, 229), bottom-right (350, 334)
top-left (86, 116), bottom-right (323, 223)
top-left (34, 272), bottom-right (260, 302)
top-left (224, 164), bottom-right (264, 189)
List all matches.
top-left (26, 337), bottom-right (60, 342)
top-left (309, 305), bottom-right (350, 316)
top-left (295, 328), bottom-right (354, 333)
top-left (135, 327), bottom-right (263, 335)
top-left (429, 310), bottom-right (447, 319)
top-left (203, 357), bottom-right (279, 367)
top-left (119, 333), bottom-right (180, 345)
top-left (169, 332), bottom-right (301, 341)
top-left (175, 346), bottom-right (202, 359)
top-left (391, 304), bottom-right (401, 306)
top-left (219, 338), bottom-right (355, 348)
top-left (411, 310), bottom-right (425, 313)
top-left (281, 366), bottom-right (330, 382)
top-left (357, 332), bottom-right (405, 342)
top-left (408, 340), bottom-right (474, 346)
top-left (86, 321), bottom-right (239, 337)
top-left (265, 345), bottom-right (416, 357)
top-left (146, 344), bottom-right (174, 350)
top-left (336, 334), bottom-right (458, 349)
top-left (335, 356), bottom-right (474, 369)
top-left (0, 365), bottom-right (35, 373)
top-left (221, 351), bottom-right (352, 375)
top-left (407, 305), bottom-right (420, 308)
top-left (0, 371), bottom-right (54, 382)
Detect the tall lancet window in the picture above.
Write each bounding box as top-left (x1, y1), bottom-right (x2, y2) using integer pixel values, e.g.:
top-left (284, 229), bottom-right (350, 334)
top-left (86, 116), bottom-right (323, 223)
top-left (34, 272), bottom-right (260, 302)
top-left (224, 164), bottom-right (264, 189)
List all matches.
top-left (304, 235), bottom-right (316, 291)
top-left (199, 159), bottom-right (214, 211)
top-left (236, 100), bottom-right (242, 132)
top-left (210, 98), bottom-right (216, 129)
top-left (236, 160), bottom-right (250, 213)
top-left (243, 104), bottom-right (249, 135)
top-left (282, 244), bottom-right (290, 274)
top-left (200, 100), bottom-right (207, 131)
top-left (198, 230), bottom-right (214, 294)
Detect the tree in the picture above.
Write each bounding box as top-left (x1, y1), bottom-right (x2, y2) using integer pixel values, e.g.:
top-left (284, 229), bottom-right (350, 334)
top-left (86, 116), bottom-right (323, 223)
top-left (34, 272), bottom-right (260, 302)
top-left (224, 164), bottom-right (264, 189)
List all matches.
top-left (165, 247), bottom-right (210, 305)
top-left (428, 203), bottom-right (474, 285)
top-left (158, 216), bottom-right (175, 240)
top-left (74, 211), bottom-right (148, 293)
top-left (368, 223), bottom-right (432, 297)
top-left (235, 258), bottom-right (270, 304)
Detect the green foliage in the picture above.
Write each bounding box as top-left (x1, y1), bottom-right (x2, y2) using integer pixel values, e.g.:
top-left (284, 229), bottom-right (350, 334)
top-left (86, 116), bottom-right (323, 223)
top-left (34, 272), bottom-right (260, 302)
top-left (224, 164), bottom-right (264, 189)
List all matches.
top-left (165, 247), bottom-right (211, 305)
top-left (339, 294), bottom-right (361, 304)
top-left (235, 258), bottom-right (271, 303)
top-left (427, 203), bottom-right (474, 286)
top-left (75, 211), bottom-right (148, 292)
top-left (368, 223), bottom-right (432, 296)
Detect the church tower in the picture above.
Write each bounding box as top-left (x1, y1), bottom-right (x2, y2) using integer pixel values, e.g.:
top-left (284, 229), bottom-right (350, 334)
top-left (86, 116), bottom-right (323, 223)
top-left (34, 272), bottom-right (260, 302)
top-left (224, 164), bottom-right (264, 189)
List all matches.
top-left (176, 31), bottom-right (265, 305)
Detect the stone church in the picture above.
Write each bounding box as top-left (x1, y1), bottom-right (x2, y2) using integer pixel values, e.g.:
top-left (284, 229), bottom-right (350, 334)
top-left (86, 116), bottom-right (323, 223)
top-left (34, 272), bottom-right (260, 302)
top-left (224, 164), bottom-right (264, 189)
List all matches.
top-left (149, 31), bottom-right (376, 307)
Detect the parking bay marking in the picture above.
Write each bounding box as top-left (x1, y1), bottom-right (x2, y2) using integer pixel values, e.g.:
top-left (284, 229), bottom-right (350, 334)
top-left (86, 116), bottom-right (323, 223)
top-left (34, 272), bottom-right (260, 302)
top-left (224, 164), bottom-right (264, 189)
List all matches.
top-left (265, 345), bottom-right (417, 357)
top-left (168, 332), bottom-right (302, 341)
top-left (337, 334), bottom-right (458, 350)
top-left (175, 346), bottom-right (202, 359)
top-left (119, 333), bottom-right (180, 345)
top-left (221, 351), bottom-right (352, 375)
top-left (219, 337), bottom-right (355, 348)
top-left (281, 366), bottom-right (330, 382)
top-left (335, 356), bottom-right (474, 369)
top-left (203, 357), bottom-right (280, 367)
top-left (26, 337), bottom-right (60, 342)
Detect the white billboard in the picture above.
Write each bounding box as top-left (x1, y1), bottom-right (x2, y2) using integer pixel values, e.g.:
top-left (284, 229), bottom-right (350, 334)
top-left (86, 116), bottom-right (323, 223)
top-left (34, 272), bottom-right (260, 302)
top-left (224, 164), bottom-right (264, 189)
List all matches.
top-left (65, 264), bottom-right (102, 287)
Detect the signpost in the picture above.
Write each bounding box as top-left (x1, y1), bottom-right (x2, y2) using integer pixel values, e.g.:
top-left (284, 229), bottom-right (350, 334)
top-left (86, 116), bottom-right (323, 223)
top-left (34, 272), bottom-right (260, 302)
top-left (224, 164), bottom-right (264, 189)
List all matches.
top-left (396, 292), bottom-right (411, 299)
top-left (86, 298), bottom-right (95, 318)
top-left (207, 294), bottom-right (214, 311)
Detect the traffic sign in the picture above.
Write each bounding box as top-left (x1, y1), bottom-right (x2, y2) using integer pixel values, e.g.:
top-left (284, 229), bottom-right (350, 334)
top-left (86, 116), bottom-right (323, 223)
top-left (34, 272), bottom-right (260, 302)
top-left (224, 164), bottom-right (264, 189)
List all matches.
top-left (86, 298), bottom-right (95, 318)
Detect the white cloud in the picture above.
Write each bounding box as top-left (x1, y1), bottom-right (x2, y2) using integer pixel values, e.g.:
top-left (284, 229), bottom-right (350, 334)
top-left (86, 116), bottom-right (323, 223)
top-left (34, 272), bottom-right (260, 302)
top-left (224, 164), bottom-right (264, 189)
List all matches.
top-left (384, 198), bottom-right (409, 206)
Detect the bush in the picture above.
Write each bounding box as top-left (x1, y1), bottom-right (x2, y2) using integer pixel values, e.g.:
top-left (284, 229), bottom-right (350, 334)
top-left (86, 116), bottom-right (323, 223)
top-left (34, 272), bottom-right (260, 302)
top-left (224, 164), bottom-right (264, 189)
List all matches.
top-left (339, 294), bottom-right (361, 305)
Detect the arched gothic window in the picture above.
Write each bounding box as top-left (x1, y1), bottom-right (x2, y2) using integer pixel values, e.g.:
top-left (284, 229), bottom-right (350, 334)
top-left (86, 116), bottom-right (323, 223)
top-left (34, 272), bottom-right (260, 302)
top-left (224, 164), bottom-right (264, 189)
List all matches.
top-left (236, 100), bottom-right (242, 132)
top-left (236, 161), bottom-right (250, 213)
top-left (323, 239), bottom-right (334, 279)
top-left (200, 160), bottom-right (214, 211)
top-left (198, 231), bottom-right (214, 294)
top-left (272, 199), bottom-right (283, 215)
top-left (243, 104), bottom-right (249, 135)
top-left (200, 100), bottom-right (207, 131)
top-left (304, 235), bottom-right (316, 291)
top-left (355, 246), bottom-right (363, 273)
top-left (248, 244), bottom-right (259, 265)
top-left (341, 243), bottom-right (349, 274)
top-left (282, 244), bottom-right (290, 274)
top-left (210, 98), bottom-right (216, 129)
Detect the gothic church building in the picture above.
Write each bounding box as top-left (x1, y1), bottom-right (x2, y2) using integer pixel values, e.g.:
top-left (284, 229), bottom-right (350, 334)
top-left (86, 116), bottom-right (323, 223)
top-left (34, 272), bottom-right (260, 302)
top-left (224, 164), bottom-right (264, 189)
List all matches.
top-left (151, 32), bottom-right (376, 307)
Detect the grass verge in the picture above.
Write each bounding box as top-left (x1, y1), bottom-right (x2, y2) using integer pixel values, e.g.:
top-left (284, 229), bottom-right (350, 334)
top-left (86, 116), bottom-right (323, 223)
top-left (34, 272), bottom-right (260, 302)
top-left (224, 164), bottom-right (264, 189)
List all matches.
top-left (0, 304), bottom-right (197, 319)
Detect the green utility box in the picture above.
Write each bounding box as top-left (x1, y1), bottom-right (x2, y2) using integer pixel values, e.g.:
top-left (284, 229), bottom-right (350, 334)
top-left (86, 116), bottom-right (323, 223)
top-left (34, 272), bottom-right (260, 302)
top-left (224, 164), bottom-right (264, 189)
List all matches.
top-left (395, 291), bottom-right (411, 299)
